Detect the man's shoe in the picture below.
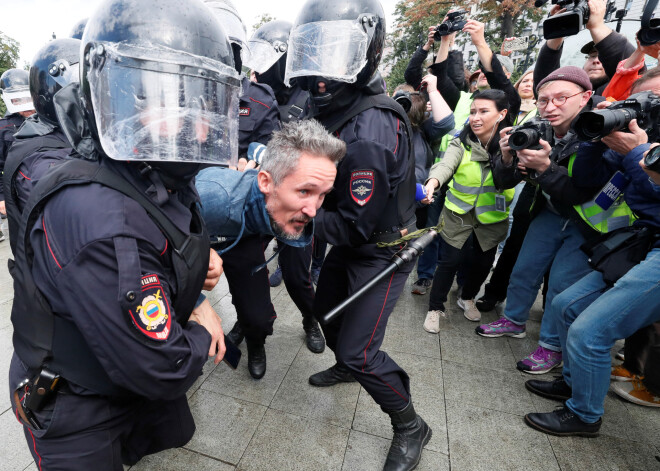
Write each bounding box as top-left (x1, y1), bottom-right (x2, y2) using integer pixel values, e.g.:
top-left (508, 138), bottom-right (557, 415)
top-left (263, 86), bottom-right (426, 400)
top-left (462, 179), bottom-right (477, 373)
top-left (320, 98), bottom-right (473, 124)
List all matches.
top-left (611, 376), bottom-right (660, 407)
top-left (611, 364), bottom-right (634, 382)
top-left (303, 320), bottom-right (325, 353)
top-left (309, 363), bottom-right (356, 387)
top-left (615, 346), bottom-right (625, 361)
top-left (423, 310), bottom-right (445, 334)
top-left (411, 278), bottom-right (432, 295)
top-left (457, 298), bottom-right (481, 322)
top-left (269, 265), bottom-right (283, 287)
top-left (226, 322), bottom-right (245, 346)
top-left (475, 296), bottom-right (503, 312)
top-left (247, 341), bottom-right (267, 379)
top-left (525, 376), bottom-right (572, 401)
top-left (311, 267), bottom-right (321, 286)
top-left (475, 317), bottom-right (526, 338)
top-left (525, 406), bottom-right (601, 437)
top-left (383, 401), bottom-right (432, 471)
top-left (517, 346), bottom-right (563, 375)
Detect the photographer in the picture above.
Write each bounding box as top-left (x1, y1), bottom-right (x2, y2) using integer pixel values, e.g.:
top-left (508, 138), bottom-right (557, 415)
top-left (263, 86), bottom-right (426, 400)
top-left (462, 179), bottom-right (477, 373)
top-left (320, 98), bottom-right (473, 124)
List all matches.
top-left (535, 0), bottom-right (636, 96)
top-left (476, 67), bottom-right (620, 375)
top-left (524, 123), bottom-right (660, 435)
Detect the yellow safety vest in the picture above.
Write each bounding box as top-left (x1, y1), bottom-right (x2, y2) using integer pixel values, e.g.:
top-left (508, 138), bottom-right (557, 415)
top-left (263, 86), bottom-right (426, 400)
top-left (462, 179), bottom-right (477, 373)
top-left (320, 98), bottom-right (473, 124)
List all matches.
top-left (436, 91), bottom-right (473, 163)
top-left (514, 107), bottom-right (538, 125)
top-left (567, 154), bottom-right (637, 233)
top-left (445, 145), bottom-right (516, 224)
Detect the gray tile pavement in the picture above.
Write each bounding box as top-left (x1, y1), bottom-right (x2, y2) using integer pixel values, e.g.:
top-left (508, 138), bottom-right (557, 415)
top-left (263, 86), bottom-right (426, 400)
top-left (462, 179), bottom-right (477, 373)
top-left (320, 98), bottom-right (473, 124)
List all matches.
top-left (1, 238), bottom-right (659, 470)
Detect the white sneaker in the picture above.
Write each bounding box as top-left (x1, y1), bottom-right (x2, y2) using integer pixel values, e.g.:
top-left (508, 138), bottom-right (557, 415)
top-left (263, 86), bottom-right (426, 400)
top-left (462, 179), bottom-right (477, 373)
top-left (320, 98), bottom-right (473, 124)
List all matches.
top-left (423, 310), bottom-right (445, 333)
top-left (457, 298), bottom-right (481, 322)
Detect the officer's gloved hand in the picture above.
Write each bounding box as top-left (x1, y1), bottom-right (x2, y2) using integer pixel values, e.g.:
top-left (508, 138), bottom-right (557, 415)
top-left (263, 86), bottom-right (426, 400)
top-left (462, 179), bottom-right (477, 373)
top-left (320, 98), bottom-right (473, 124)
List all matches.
top-left (203, 249), bottom-right (224, 291)
top-left (189, 299), bottom-right (226, 364)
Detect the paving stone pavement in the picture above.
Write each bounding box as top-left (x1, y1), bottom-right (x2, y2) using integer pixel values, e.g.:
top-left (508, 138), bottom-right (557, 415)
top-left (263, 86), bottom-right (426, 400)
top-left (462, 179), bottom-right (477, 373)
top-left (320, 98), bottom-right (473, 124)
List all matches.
top-left (1, 236), bottom-right (659, 471)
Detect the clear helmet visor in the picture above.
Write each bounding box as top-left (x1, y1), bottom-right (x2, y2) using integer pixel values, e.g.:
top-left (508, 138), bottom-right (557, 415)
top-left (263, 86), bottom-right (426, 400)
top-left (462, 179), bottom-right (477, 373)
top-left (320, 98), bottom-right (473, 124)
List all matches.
top-left (1, 87), bottom-right (34, 114)
top-left (245, 39), bottom-right (286, 74)
top-left (284, 20), bottom-right (368, 87)
top-left (48, 60), bottom-right (80, 88)
top-left (87, 43), bottom-right (241, 166)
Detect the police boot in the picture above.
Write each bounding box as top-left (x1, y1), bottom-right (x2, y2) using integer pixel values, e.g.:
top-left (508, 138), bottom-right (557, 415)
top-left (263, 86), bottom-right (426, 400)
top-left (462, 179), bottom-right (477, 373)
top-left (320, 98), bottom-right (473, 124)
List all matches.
top-left (382, 401), bottom-right (432, 471)
top-left (302, 317), bottom-right (325, 353)
top-left (246, 339), bottom-right (266, 379)
top-left (226, 322), bottom-right (244, 346)
top-left (308, 363), bottom-right (356, 387)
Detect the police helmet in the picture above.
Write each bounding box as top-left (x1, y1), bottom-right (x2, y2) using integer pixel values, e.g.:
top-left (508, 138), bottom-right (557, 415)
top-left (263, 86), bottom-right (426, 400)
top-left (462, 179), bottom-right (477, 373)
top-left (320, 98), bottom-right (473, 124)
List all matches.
top-left (245, 20), bottom-right (292, 95)
top-left (203, 0), bottom-right (250, 73)
top-left (80, 0), bottom-right (241, 167)
top-left (284, 0), bottom-right (385, 90)
top-left (69, 18), bottom-right (88, 39)
top-left (0, 69), bottom-right (34, 115)
top-left (30, 38), bottom-right (81, 125)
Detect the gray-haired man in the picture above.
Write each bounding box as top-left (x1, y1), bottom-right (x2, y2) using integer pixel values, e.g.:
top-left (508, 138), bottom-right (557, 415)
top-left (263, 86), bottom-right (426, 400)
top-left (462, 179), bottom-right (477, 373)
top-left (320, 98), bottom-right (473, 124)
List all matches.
top-left (195, 119), bottom-right (345, 378)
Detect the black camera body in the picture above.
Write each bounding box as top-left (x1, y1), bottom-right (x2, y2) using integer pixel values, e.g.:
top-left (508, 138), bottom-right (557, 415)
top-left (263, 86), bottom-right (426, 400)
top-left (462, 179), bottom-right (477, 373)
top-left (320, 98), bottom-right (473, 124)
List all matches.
top-left (542, 0), bottom-right (615, 40)
top-left (644, 145), bottom-right (660, 173)
top-left (509, 118), bottom-right (554, 151)
top-left (434, 10), bottom-right (468, 40)
top-left (573, 91), bottom-right (660, 143)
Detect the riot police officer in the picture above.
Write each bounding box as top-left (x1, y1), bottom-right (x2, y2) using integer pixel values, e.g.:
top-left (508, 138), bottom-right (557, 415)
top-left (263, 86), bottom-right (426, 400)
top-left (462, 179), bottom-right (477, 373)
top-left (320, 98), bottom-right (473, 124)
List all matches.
top-left (3, 38), bottom-right (80, 253)
top-left (285, 1), bottom-right (431, 469)
top-left (7, 0), bottom-right (239, 468)
top-left (0, 68), bottom-right (35, 238)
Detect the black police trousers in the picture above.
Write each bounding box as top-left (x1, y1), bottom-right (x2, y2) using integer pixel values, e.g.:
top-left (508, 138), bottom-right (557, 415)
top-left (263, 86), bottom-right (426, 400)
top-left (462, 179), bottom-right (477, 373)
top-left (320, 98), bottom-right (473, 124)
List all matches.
top-left (10, 355), bottom-right (194, 471)
top-left (315, 244), bottom-right (413, 411)
top-left (222, 235), bottom-right (314, 344)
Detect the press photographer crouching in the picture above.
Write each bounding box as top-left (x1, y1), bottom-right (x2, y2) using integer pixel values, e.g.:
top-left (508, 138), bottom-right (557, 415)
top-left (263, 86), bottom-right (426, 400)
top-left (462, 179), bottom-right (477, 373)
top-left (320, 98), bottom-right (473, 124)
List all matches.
top-left (524, 69), bottom-right (660, 434)
top-left (477, 66), bottom-right (628, 375)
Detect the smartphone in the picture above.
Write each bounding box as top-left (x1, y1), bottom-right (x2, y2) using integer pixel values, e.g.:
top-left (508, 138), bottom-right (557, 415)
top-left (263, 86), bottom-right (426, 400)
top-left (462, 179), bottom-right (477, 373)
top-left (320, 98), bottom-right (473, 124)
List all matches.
top-left (223, 335), bottom-right (242, 369)
top-left (502, 36), bottom-right (529, 53)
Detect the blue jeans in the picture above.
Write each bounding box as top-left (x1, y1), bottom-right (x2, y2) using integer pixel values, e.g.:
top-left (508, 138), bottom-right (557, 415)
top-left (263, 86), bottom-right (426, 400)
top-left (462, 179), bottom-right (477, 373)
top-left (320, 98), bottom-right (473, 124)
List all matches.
top-left (503, 208), bottom-right (592, 351)
top-left (416, 194), bottom-right (443, 280)
top-left (550, 247), bottom-right (660, 423)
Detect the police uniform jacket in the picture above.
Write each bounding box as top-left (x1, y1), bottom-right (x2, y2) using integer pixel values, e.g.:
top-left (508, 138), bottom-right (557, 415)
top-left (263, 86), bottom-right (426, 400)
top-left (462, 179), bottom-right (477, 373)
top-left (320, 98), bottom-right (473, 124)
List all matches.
top-left (239, 77), bottom-right (281, 156)
top-left (0, 113), bottom-right (26, 200)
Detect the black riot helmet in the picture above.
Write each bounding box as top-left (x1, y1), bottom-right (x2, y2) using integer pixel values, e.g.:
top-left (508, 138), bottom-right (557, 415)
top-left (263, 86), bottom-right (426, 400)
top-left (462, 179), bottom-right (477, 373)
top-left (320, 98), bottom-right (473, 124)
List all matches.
top-left (29, 38), bottom-right (81, 125)
top-left (204, 0), bottom-right (250, 73)
top-left (77, 0), bottom-right (241, 175)
top-left (69, 18), bottom-right (88, 39)
top-left (1, 69), bottom-right (34, 115)
top-left (246, 20), bottom-right (292, 96)
top-left (284, 0), bottom-right (385, 111)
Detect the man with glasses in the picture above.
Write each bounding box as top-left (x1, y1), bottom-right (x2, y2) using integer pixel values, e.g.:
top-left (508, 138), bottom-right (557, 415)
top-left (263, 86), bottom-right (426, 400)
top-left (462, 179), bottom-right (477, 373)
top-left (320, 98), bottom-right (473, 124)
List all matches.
top-left (476, 67), bottom-right (618, 379)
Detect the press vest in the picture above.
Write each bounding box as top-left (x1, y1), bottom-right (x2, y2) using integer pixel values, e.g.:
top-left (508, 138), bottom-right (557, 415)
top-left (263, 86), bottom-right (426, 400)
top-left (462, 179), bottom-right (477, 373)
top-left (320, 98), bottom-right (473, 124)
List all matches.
top-left (436, 91), bottom-right (472, 163)
top-left (445, 145), bottom-right (515, 224)
top-left (514, 107), bottom-right (538, 125)
top-left (567, 154), bottom-right (637, 233)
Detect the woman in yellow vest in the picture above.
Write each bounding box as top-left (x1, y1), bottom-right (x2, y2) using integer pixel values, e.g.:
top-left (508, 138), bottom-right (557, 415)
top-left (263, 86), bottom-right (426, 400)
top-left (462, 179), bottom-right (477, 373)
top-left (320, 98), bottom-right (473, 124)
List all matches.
top-left (421, 89), bottom-right (516, 332)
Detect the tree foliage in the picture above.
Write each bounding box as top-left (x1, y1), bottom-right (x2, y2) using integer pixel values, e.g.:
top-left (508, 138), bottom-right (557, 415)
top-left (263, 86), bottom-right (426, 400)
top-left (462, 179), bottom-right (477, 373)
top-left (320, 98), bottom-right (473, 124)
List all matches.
top-left (0, 32), bottom-right (21, 116)
top-left (252, 13), bottom-right (276, 33)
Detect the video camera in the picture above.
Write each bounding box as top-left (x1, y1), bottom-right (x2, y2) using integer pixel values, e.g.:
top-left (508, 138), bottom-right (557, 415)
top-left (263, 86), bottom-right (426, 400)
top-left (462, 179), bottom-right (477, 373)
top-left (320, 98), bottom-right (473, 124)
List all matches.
top-left (573, 91), bottom-right (660, 143)
top-left (639, 0), bottom-right (660, 46)
top-left (509, 118), bottom-right (554, 151)
top-left (538, 0), bottom-right (616, 40)
top-left (433, 10), bottom-right (468, 40)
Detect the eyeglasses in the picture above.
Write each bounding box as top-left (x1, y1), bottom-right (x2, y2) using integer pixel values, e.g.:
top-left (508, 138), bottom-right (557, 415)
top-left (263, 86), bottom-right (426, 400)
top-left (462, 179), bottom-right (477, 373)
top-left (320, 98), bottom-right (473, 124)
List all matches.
top-left (537, 91), bottom-right (585, 109)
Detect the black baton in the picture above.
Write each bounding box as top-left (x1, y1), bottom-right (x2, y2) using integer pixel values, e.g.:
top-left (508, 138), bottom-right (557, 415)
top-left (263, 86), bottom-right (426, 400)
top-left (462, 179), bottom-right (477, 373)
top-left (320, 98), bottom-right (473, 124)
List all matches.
top-left (320, 230), bottom-right (438, 325)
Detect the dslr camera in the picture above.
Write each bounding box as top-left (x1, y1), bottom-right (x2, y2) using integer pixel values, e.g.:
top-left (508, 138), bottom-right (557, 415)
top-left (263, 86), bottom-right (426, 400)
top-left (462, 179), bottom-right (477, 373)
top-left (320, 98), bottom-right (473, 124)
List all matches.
top-left (508, 118), bottom-right (554, 151)
top-left (573, 91), bottom-right (660, 143)
top-left (434, 10), bottom-right (468, 40)
top-left (541, 0), bottom-right (615, 40)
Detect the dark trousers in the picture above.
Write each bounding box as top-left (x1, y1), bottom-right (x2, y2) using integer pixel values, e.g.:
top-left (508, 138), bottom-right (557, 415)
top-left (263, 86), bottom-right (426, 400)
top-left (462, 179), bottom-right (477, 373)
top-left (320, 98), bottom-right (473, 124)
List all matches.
top-left (314, 244), bottom-right (413, 411)
top-left (10, 355), bottom-right (194, 471)
top-left (222, 235), bottom-right (277, 344)
top-left (623, 322), bottom-right (660, 395)
top-left (311, 236), bottom-right (327, 271)
top-left (279, 243), bottom-right (315, 322)
top-left (429, 235), bottom-right (497, 311)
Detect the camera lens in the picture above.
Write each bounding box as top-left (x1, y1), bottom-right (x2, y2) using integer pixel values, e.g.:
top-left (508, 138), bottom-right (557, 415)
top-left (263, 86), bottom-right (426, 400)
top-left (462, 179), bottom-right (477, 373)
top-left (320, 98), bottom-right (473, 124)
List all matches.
top-left (644, 146), bottom-right (660, 173)
top-left (574, 109), bottom-right (636, 142)
top-left (509, 129), bottom-right (538, 150)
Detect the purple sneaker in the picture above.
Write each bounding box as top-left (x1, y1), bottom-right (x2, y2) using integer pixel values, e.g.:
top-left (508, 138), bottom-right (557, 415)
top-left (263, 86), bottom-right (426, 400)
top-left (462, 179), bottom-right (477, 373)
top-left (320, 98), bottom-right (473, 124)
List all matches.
top-left (517, 346), bottom-right (563, 375)
top-left (475, 317), bottom-right (526, 338)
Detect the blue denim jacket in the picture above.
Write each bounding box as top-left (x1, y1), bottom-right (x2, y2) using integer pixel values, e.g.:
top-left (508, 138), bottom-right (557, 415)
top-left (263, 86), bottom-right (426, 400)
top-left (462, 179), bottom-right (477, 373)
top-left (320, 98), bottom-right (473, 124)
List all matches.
top-left (195, 167), bottom-right (313, 254)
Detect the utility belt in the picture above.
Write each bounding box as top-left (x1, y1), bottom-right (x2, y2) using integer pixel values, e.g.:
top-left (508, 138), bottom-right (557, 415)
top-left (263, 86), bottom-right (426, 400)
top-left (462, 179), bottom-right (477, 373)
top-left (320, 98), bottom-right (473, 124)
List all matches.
top-left (368, 219), bottom-right (417, 244)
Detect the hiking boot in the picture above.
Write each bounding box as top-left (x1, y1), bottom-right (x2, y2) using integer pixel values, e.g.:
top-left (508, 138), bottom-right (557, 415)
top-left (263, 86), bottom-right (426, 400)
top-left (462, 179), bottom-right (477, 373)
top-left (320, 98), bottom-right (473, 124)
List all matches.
top-left (226, 322), bottom-right (245, 346)
top-left (383, 401), bottom-right (432, 471)
top-left (525, 376), bottom-right (572, 401)
top-left (475, 317), bottom-right (526, 338)
top-left (309, 363), bottom-right (356, 387)
top-left (411, 279), bottom-right (432, 295)
top-left (611, 376), bottom-right (660, 407)
top-left (269, 265), bottom-right (283, 287)
top-left (517, 346), bottom-right (563, 375)
top-left (457, 298), bottom-right (481, 322)
top-left (423, 310), bottom-right (446, 334)
top-left (525, 406), bottom-right (601, 437)
top-left (611, 364), bottom-right (634, 382)
top-left (303, 319), bottom-right (325, 353)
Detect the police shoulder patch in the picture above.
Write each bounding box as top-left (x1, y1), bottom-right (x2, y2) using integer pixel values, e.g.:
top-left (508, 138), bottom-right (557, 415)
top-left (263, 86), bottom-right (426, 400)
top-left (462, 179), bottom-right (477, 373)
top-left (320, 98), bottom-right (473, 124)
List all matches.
top-left (239, 107), bottom-right (251, 116)
top-left (350, 170), bottom-right (375, 206)
top-left (128, 274), bottom-right (172, 341)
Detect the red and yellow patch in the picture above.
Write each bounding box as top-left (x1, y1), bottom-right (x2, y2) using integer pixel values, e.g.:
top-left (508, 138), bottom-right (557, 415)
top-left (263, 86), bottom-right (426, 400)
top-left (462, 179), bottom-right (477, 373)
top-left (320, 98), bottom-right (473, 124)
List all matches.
top-left (128, 275), bottom-right (171, 341)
